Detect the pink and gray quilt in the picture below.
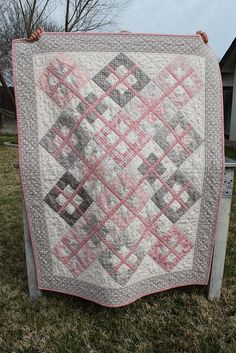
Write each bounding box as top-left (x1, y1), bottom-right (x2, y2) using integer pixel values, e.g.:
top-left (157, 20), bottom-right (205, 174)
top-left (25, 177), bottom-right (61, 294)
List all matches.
top-left (13, 32), bottom-right (224, 307)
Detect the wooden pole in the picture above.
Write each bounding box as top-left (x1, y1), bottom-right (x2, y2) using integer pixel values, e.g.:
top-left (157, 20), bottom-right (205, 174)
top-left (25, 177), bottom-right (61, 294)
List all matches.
top-left (208, 159), bottom-right (236, 299)
top-left (13, 161), bottom-right (42, 301)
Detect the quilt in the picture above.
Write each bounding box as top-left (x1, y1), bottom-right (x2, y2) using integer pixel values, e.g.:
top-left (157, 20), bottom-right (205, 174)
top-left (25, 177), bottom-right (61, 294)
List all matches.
top-left (12, 32), bottom-right (224, 307)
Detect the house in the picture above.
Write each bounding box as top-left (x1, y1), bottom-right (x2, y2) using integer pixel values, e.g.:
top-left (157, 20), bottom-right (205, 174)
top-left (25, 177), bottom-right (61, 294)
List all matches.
top-left (220, 37), bottom-right (236, 141)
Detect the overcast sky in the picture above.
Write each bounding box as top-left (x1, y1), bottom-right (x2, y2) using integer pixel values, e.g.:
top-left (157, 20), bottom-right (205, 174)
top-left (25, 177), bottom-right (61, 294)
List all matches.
top-left (116, 0), bottom-right (236, 60)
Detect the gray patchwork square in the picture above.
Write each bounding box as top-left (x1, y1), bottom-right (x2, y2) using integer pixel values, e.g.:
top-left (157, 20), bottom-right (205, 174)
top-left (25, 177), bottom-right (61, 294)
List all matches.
top-left (76, 101), bottom-right (97, 124)
top-left (138, 153), bottom-right (166, 184)
top-left (92, 66), bottom-right (112, 91)
top-left (151, 169), bottom-right (201, 223)
top-left (98, 248), bottom-right (119, 273)
top-left (76, 92), bottom-right (111, 123)
top-left (40, 110), bottom-right (91, 169)
top-left (109, 52), bottom-right (134, 70)
top-left (95, 100), bottom-right (108, 115)
top-left (109, 88), bottom-right (134, 108)
top-left (131, 67), bottom-right (151, 92)
top-left (153, 111), bottom-right (204, 167)
top-left (92, 52), bottom-right (150, 107)
top-left (44, 171), bottom-right (94, 226)
top-left (95, 221), bottom-right (149, 285)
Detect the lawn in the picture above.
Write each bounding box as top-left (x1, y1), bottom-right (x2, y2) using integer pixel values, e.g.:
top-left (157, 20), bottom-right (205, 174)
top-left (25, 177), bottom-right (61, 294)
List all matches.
top-left (0, 143), bottom-right (236, 353)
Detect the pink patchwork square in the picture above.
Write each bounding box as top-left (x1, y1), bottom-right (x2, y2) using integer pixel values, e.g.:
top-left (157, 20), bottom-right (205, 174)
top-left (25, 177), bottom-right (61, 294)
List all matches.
top-left (111, 205), bottom-right (135, 229)
top-left (52, 227), bottom-right (101, 277)
top-left (38, 54), bottom-right (89, 109)
top-left (164, 226), bottom-right (192, 258)
top-left (166, 55), bottom-right (192, 80)
top-left (125, 125), bottom-right (150, 151)
top-left (126, 183), bottom-right (149, 212)
top-left (153, 55), bottom-right (203, 109)
top-left (94, 125), bottom-right (120, 150)
top-left (110, 171), bottom-right (136, 198)
top-left (155, 69), bottom-right (177, 92)
top-left (148, 226), bottom-right (193, 272)
top-left (96, 187), bottom-right (120, 214)
top-left (111, 111), bottom-right (134, 134)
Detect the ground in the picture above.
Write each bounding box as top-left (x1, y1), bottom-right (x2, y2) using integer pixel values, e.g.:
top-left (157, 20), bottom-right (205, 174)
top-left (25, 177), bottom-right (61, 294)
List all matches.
top-left (0, 139), bottom-right (235, 353)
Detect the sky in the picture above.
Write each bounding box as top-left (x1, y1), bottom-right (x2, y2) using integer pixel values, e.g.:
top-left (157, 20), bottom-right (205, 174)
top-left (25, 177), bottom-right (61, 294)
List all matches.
top-left (115, 0), bottom-right (236, 60)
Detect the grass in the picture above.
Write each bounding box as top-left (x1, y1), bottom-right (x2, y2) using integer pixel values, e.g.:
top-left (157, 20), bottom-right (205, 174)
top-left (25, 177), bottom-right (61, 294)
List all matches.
top-left (0, 142), bottom-right (235, 353)
top-left (0, 134), bottom-right (18, 145)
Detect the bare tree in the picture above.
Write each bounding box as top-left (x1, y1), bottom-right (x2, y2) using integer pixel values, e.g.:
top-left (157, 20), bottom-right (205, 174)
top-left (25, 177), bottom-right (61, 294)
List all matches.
top-left (0, 0), bottom-right (131, 111)
top-left (63, 0), bottom-right (130, 32)
top-left (0, 0), bottom-right (58, 108)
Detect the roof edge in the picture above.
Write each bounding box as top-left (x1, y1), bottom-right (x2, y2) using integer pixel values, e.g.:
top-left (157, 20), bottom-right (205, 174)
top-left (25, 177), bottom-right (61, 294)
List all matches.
top-left (220, 37), bottom-right (236, 68)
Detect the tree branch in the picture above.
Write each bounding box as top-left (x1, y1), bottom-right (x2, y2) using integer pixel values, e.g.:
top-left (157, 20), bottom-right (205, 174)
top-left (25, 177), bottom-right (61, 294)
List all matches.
top-left (18, 0), bottom-right (29, 36)
top-left (32, 0), bottom-right (50, 29)
top-left (27, 0), bottom-right (37, 37)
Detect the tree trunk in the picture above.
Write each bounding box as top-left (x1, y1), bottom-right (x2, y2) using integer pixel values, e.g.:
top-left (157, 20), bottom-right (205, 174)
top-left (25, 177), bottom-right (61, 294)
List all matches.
top-left (65, 0), bottom-right (70, 32)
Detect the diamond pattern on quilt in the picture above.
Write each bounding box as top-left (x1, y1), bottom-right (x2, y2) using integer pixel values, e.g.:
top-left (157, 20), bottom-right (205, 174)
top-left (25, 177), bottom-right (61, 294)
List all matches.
top-left (44, 171), bottom-right (93, 226)
top-left (153, 111), bottom-right (204, 167)
top-left (148, 225), bottom-right (193, 272)
top-left (138, 152), bottom-right (167, 184)
top-left (53, 216), bottom-right (156, 285)
top-left (153, 55), bottom-right (203, 109)
top-left (38, 52), bottom-right (204, 286)
top-left (40, 110), bottom-right (93, 169)
top-left (92, 53), bottom-right (150, 107)
top-left (151, 169), bottom-right (201, 223)
top-left (110, 111), bottom-right (134, 134)
top-left (38, 54), bottom-right (89, 108)
top-left (94, 123), bottom-right (150, 168)
top-left (52, 228), bottom-right (100, 277)
top-left (109, 170), bottom-right (136, 198)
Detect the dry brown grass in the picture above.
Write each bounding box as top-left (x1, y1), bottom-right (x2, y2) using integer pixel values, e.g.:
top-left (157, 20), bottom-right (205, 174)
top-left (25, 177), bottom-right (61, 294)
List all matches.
top-left (0, 144), bottom-right (235, 353)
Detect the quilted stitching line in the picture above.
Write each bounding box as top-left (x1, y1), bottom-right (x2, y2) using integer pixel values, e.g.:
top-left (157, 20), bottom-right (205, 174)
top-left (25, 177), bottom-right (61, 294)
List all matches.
top-left (165, 66), bottom-right (194, 99)
top-left (50, 126), bottom-right (192, 263)
top-left (40, 54), bottom-right (203, 279)
top-left (52, 121), bottom-right (192, 221)
top-left (47, 65), bottom-right (140, 168)
top-left (46, 64), bottom-right (78, 98)
top-left (109, 181), bottom-right (192, 275)
top-left (107, 63), bottom-right (195, 154)
top-left (108, 225), bottom-right (150, 275)
top-left (51, 118), bottom-right (193, 224)
top-left (92, 117), bottom-right (192, 211)
top-left (52, 185), bottom-right (137, 271)
top-left (48, 64), bottom-right (195, 215)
